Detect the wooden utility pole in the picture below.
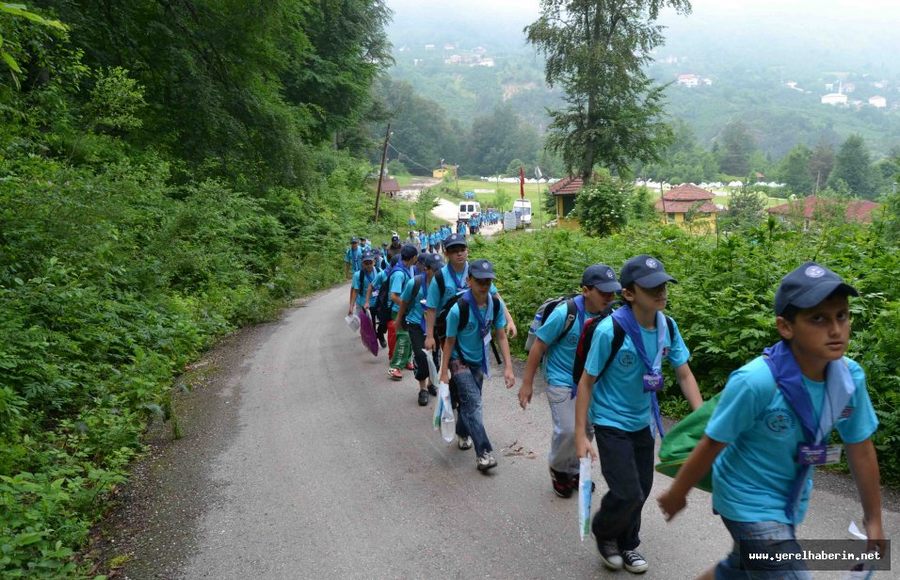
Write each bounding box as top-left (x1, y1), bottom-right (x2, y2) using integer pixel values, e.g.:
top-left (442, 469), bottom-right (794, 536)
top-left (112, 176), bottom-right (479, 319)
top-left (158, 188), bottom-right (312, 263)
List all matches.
top-left (374, 123), bottom-right (391, 223)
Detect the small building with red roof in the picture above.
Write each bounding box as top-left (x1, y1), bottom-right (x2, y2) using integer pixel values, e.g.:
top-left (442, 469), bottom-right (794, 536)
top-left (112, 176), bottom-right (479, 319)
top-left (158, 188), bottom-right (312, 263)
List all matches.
top-left (655, 183), bottom-right (718, 231)
top-left (549, 175), bottom-right (587, 227)
top-left (767, 196), bottom-right (881, 225)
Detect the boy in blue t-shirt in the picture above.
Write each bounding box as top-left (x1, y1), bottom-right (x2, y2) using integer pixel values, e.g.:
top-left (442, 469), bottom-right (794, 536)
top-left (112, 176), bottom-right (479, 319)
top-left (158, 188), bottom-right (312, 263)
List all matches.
top-left (387, 245), bottom-right (419, 380)
top-left (438, 259), bottom-right (515, 473)
top-left (344, 238), bottom-right (362, 277)
top-left (347, 252), bottom-right (377, 316)
top-left (574, 255), bottom-right (702, 574)
top-left (519, 264), bottom-right (621, 498)
top-left (396, 253), bottom-right (443, 406)
top-left (658, 262), bottom-right (884, 579)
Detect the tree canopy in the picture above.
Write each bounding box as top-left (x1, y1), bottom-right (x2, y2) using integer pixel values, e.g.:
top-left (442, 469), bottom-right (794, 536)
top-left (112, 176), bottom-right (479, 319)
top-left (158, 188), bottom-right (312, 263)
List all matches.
top-left (525, 0), bottom-right (692, 179)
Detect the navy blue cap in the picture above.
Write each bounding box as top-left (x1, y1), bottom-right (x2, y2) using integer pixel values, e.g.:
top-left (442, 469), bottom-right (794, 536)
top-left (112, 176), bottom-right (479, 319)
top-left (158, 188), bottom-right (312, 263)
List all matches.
top-left (775, 262), bottom-right (858, 315)
top-left (582, 264), bottom-right (622, 293)
top-left (469, 259), bottom-right (495, 280)
top-left (443, 233), bottom-right (467, 250)
top-left (620, 255), bottom-right (676, 288)
top-left (362, 251), bottom-right (374, 262)
top-left (400, 244), bottom-right (418, 260)
top-left (423, 253), bottom-right (444, 270)
top-left (350, 237), bottom-right (359, 244)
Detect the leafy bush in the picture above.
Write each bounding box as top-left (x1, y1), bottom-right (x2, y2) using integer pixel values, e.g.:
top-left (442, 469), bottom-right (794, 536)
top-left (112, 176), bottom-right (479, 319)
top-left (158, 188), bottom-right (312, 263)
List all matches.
top-left (475, 214), bottom-right (900, 484)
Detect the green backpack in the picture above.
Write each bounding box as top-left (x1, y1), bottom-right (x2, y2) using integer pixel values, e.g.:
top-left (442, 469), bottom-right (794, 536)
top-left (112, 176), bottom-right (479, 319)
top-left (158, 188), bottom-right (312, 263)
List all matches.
top-left (654, 391), bottom-right (722, 492)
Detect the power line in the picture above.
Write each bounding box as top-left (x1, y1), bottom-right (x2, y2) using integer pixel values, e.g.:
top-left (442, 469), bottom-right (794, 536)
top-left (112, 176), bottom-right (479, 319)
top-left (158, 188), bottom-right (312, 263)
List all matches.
top-left (386, 142), bottom-right (436, 173)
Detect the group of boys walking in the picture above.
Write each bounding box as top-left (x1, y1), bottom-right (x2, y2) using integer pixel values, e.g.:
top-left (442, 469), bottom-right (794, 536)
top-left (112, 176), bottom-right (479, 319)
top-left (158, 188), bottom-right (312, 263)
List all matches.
top-left (345, 234), bottom-right (885, 577)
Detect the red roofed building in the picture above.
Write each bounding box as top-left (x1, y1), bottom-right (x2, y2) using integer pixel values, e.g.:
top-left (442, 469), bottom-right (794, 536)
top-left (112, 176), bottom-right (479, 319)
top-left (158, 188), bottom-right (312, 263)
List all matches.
top-left (767, 196), bottom-right (881, 224)
top-left (549, 176), bottom-right (587, 227)
top-left (655, 184), bottom-right (718, 231)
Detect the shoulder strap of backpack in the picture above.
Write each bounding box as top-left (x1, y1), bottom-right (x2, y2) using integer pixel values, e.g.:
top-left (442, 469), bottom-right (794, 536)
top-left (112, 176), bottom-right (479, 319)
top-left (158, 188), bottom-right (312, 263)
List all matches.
top-left (665, 315), bottom-right (675, 342)
top-left (436, 269), bottom-right (446, 298)
top-left (556, 298), bottom-right (578, 343)
top-left (599, 318), bottom-right (627, 378)
top-left (409, 273), bottom-right (425, 304)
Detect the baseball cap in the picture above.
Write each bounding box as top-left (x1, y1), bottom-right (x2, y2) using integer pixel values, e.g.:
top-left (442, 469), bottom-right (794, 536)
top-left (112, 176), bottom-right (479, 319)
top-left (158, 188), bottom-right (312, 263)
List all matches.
top-left (423, 253), bottom-right (444, 270)
top-left (381, 242), bottom-right (388, 248)
top-left (469, 259), bottom-right (496, 280)
top-left (774, 262), bottom-right (858, 315)
top-left (362, 251), bottom-right (374, 263)
top-left (582, 264), bottom-right (622, 293)
top-left (443, 233), bottom-right (467, 250)
top-left (620, 254), bottom-right (676, 288)
top-left (400, 244), bottom-right (418, 260)
top-left (391, 234), bottom-right (400, 242)
top-left (350, 237), bottom-right (359, 244)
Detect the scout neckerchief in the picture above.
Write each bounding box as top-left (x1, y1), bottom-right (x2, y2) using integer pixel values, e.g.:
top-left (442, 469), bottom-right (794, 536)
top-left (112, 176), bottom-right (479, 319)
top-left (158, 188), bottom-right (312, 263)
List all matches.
top-left (762, 340), bottom-right (855, 521)
top-left (611, 306), bottom-right (667, 438)
top-left (447, 262), bottom-right (468, 293)
top-left (463, 289), bottom-right (494, 376)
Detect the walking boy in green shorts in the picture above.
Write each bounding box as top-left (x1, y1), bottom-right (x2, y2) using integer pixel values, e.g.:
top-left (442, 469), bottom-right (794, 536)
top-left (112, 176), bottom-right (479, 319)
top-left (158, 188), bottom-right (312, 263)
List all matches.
top-left (657, 262), bottom-right (885, 579)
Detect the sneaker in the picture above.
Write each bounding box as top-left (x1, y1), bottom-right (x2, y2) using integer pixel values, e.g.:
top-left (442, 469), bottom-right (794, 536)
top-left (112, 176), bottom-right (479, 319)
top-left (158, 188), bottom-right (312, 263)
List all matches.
top-left (406, 362), bottom-right (415, 371)
top-left (476, 451), bottom-right (497, 472)
top-left (417, 390), bottom-right (429, 406)
top-left (597, 540), bottom-right (624, 571)
top-left (378, 336), bottom-right (387, 348)
top-left (622, 550), bottom-right (648, 574)
top-left (457, 436), bottom-right (473, 450)
top-left (550, 468), bottom-right (573, 498)
top-left (388, 368), bottom-right (403, 381)
top-left (427, 383), bottom-right (438, 396)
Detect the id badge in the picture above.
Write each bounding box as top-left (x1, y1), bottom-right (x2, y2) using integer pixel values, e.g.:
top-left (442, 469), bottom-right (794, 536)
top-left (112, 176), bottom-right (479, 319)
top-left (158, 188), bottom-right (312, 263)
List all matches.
top-left (797, 443), bottom-right (828, 465)
top-left (483, 333), bottom-right (492, 346)
top-left (642, 373), bottom-right (663, 393)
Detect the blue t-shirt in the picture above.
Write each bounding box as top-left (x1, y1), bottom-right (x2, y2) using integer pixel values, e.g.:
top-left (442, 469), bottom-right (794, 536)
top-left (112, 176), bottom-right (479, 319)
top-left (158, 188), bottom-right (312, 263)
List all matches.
top-left (425, 264), bottom-right (498, 312)
top-left (706, 356), bottom-right (877, 525)
top-left (584, 315), bottom-right (690, 431)
top-left (400, 275), bottom-right (428, 326)
top-left (344, 247), bottom-right (362, 272)
top-left (351, 269), bottom-right (377, 308)
top-left (389, 266), bottom-right (413, 314)
top-left (536, 297), bottom-right (588, 388)
top-left (446, 297), bottom-right (507, 364)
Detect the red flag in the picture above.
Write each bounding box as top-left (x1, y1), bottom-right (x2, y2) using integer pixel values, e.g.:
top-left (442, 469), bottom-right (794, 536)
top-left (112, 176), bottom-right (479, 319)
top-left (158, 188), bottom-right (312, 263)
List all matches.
top-left (519, 166), bottom-right (525, 199)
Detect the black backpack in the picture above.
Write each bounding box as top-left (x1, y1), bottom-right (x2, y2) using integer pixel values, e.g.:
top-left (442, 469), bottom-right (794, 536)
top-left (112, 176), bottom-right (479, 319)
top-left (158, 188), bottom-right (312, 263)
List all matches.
top-left (374, 265), bottom-right (410, 325)
top-left (571, 313), bottom-right (675, 387)
top-left (435, 290), bottom-right (502, 364)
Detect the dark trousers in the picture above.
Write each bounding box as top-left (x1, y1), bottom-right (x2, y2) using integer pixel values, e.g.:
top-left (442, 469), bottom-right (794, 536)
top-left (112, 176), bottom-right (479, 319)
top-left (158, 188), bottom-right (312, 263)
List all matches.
top-left (407, 323), bottom-right (439, 383)
top-left (591, 426), bottom-right (654, 551)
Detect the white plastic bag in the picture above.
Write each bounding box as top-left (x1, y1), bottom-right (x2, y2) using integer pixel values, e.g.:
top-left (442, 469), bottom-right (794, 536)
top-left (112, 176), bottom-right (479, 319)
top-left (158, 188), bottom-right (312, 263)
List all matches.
top-left (422, 348), bottom-right (440, 387)
top-left (344, 313), bottom-right (360, 333)
top-left (438, 382), bottom-right (455, 444)
top-left (578, 456), bottom-right (592, 541)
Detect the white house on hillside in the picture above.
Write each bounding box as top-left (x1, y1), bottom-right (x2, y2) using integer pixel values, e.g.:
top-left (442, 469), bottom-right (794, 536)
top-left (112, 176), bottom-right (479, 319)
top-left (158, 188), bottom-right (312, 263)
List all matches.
top-left (821, 93), bottom-right (848, 106)
top-left (869, 95), bottom-right (887, 108)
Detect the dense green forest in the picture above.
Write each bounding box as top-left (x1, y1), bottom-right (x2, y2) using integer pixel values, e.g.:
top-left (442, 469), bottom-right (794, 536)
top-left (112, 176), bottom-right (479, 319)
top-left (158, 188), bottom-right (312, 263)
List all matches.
top-left (0, 1), bottom-right (423, 575)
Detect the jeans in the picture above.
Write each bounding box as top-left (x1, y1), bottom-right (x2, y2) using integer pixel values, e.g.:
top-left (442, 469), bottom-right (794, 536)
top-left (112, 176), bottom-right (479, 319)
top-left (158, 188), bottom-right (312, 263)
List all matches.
top-left (407, 323), bottom-right (439, 383)
top-left (546, 386), bottom-right (594, 476)
top-left (591, 426), bottom-right (654, 551)
top-left (715, 518), bottom-right (811, 580)
top-left (449, 359), bottom-right (492, 456)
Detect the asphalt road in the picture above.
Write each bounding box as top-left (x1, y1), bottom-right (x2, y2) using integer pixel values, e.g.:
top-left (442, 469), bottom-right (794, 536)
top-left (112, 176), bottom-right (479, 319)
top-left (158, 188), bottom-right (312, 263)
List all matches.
top-left (111, 284), bottom-right (898, 579)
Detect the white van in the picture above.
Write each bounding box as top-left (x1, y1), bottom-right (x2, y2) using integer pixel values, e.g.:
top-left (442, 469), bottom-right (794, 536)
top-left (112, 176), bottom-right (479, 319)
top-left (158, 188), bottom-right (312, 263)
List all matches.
top-left (513, 199), bottom-right (532, 226)
top-left (458, 201), bottom-right (481, 221)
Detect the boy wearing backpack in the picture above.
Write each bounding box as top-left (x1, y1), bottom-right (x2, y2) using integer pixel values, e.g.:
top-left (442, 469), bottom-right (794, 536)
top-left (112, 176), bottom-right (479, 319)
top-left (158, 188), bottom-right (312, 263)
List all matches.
top-left (396, 253), bottom-right (443, 405)
top-left (657, 262), bottom-right (884, 579)
top-left (423, 234), bottom-right (517, 354)
top-left (518, 264), bottom-right (621, 498)
top-left (574, 254), bottom-right (702, 574)
top-left (438, 259), bottom-right (516, 472)
top-left (387, 245), bottom-right (419, 380)
top-left (348, 252), bottom-right (377, 317)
